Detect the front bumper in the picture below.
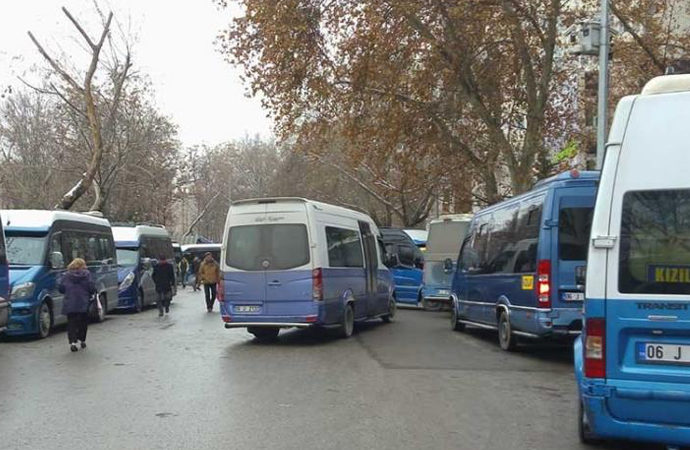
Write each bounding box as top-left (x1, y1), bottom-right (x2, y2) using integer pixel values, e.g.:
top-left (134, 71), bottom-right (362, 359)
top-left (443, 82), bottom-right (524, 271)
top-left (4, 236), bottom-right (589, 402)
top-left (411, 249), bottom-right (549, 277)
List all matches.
top-left (116, 284), bottom-right (136, 309)
top-left (582, 392), bottom-right (690, 446)
top-left (4, 303), bottom-right (38, 336)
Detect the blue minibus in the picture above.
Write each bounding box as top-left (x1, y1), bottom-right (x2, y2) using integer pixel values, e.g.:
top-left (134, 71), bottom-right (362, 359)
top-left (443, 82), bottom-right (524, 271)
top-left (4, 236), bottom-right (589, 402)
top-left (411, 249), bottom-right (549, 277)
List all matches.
top-left (575, 75), bottom-right (690, 447)
top-left (1, 210), bottom-right (119, 338)
top-left (0, 216), bottom-right (8, 332)
top-left (450, 170), bottom-right (599, 350)
top-left (113, 225), bottom-right (176, 312)
top-left (219, 198), bottom-right (396, 341)
top-left (381, 227), bottom-right (424, 307)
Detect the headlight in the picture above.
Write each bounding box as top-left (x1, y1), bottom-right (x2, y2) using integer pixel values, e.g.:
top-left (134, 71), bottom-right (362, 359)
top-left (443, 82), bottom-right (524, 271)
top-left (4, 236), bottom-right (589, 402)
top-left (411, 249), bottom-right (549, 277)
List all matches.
top-left (10, 282), bottom-right (36, 300)
top-left (119, 272), bottom-right (135, 290)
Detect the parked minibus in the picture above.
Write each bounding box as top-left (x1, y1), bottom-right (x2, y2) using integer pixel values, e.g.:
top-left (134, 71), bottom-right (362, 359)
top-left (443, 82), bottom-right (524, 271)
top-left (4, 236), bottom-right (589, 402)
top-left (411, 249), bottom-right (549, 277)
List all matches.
top-left (219, 198), bottom-right (396, 341)
top-left (404, 228), bottom-right (428, 251)
top-left (0, 217), bottom-right (9, 332)
top-left (1, 210), bottom-right (118, 338)
top-left (113, 225), bottom-right (175, 312)
top-left (181, 243), bottom-right (221, 263)
top-left (450, 170), bottom-right (599, 350)
top-left (381, 227), bottom-right (424, 306)
top-left (575, 75), bottom-right (690, 447)
top-left (421, 214), bottom-right (472, 310)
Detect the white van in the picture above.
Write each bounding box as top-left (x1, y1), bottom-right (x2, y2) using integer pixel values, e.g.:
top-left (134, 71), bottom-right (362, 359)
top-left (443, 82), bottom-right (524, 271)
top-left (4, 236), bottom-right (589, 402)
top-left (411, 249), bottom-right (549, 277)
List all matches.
top-left (219, 198), bottom-right (396, 341)
top-left (575, 74), bottom-right (690, 446)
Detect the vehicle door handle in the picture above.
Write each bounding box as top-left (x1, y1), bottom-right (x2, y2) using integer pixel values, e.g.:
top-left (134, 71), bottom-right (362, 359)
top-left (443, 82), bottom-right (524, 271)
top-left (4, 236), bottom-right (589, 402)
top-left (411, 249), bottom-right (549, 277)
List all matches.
top-left (268, 281), bottom-right (281, 287)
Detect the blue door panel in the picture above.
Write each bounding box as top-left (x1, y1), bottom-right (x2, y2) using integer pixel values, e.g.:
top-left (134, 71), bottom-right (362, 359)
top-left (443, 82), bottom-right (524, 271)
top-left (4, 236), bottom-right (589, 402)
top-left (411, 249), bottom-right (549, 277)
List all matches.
top-left (393, 267), bottom-right (422, 304)
top-left (265, 269), bottom-right (315, 316)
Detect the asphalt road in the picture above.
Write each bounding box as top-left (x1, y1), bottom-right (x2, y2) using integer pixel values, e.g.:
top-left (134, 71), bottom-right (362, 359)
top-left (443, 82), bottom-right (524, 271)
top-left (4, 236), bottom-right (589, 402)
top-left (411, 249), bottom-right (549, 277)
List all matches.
top-left (0, 289), bottom-right (661, 450)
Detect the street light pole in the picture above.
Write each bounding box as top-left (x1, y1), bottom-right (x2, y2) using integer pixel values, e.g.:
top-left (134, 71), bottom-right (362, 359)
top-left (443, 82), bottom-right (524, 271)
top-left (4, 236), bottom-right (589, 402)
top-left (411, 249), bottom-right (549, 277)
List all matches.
top-left (596, 0), bottom-right (610, 169)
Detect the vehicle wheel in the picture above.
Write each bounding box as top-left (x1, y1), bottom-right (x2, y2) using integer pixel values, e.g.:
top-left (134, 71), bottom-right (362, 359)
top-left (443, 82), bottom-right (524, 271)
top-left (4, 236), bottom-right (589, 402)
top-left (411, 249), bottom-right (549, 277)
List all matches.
top-left (578, 401), bottom-right (601, 445)
top-left (92, 294), bottom-right (106, 323)
top-left (382, 296), bottom-right (397, 323)
top-left (248, 327), bottom-right (279, 342)
top-left (497, 310), bottom-right (517, 351)
top-left (339, 303), bottom-right (355, 338)
top-left (423, 298), bottom-right (443, 312)
top-left (37, 301), bottom-right (52, 339)
top-left (451, 306), bottom-right (465, 332)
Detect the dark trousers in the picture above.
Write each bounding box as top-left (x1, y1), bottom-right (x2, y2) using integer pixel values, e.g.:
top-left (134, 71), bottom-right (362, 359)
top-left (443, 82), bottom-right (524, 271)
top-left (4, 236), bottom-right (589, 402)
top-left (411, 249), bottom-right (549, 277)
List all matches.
top-left (67, 313), bottom-right (88, 344)
top-left (157, 290), bottom-right (172, 314)
top-left (203, 283), bottom-right (217, 310)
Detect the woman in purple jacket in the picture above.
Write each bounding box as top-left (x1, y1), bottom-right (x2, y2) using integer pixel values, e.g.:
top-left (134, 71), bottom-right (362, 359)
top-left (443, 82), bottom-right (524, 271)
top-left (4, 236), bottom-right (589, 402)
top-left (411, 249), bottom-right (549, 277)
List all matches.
top-left (59, 258), bottom-right (96, 352)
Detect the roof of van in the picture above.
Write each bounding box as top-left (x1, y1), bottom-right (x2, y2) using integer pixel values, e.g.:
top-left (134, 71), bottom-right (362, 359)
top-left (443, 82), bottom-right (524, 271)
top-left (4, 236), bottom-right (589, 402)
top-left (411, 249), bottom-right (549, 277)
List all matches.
top-left (181, 243), bottom-right (221, 252)
top-left (112, 225), bottom-right (170, 246)
top-left (642, 74), bottom-right (690, 96)
top-left (429, 214), bottom-right (474, 225)
top-left (1, 209), bottom-right (111, 231)
top-left (231, 197), bottom-right (376, 225)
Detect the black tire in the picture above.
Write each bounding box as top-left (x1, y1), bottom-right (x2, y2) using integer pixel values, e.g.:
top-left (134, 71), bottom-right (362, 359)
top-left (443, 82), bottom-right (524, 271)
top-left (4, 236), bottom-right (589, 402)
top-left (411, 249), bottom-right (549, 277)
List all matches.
top-left (578, 401), bottom-right (601, 445)
top-left (497, 310), bottom-right (517, 351)
top-left (422, 298), bottom-right (443, 312)
top-left (339, 303), bottom-right (355, 338)
top-left (451, 306), bottom-right (465, 332)
top-left (248, 327), bottom-right (279, 342)
top-left (37, 301), bottom-right (52, 339)
top-left (382, 296), bottom-right (396, 323)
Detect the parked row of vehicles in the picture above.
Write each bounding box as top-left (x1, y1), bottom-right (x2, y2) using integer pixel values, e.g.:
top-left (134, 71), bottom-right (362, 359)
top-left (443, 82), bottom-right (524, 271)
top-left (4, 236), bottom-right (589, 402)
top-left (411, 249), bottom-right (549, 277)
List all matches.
top-left (0, 211), bottom-right (180, 338)
top-left (216, 75), bottom-right (690, 448)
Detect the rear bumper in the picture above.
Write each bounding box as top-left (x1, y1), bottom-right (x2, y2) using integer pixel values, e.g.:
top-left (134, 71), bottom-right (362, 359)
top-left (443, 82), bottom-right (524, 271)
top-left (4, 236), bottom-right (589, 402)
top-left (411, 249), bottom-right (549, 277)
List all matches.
top-left (224, 322), bottom-right (314, 329)
top-left (582, 393), bottom-right (690, 446)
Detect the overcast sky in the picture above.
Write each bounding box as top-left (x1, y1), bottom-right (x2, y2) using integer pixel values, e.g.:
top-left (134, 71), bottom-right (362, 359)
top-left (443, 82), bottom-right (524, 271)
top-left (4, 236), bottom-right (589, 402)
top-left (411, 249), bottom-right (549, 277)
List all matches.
top-left (0, 0), bottom-right (273, 147)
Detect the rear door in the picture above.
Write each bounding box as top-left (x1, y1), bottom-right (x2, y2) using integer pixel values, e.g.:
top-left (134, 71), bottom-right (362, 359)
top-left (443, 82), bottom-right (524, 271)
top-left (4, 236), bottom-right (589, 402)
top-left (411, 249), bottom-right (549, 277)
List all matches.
top-left (0, 220), bottom-right (8, 330)
top-left (603, 92), bottom-right (690, 427)
top-left (359, 221), bottom-right (379, 316)
top-left (552, 186), bottom-right (595, 309)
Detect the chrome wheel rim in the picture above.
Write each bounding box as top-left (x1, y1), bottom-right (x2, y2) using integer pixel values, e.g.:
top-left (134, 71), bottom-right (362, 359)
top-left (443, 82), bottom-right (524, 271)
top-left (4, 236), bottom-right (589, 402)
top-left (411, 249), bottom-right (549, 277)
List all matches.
top-left (389, 299), bottom-right (396, 319)
top-left (499, 316), bottom-right (509, 346)
top-left (345, 306), bottom-right (354, 336)
top-left (451, 307), bottom-right (457, 327)
top-left (39, 304), bottom-right (50, 336)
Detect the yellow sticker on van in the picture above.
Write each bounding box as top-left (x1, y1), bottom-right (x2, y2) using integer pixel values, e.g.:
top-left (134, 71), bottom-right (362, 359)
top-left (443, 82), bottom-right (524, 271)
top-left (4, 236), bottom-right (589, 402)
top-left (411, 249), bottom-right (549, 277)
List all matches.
top-left (522, 275), bottom-right (534, 290)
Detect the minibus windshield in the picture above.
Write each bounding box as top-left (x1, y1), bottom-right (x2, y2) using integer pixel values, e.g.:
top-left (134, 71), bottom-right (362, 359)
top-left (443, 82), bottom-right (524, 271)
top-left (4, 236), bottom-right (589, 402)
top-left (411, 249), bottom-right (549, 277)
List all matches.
top-left (226, 224), bottom-right (309, 271)
top-left (5, 232), bottom-right (48, 266)
top-left (116, 248), bottom-right (139, 266)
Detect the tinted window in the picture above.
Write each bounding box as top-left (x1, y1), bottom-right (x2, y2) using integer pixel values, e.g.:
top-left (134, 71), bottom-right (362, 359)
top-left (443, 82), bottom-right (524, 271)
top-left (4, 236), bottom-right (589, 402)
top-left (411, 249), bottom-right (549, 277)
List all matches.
top-left (0, 222), bottom-right (6, 265)
top-left (326, 227), bottom-right (363, 268)
top-left (485, 207), bottom-right (518, 274)
top-left (559, 207), bottom-right (593, 261)
top-left (513, 197), bottom-right (544, 273)
top-left (5, 233), bottom-right (48, 265)
top-left (117, 249), bottom-right (139, 266)
top-left (226, 224), bottom-right (310, 271)
top-left (620, 190), bottom-right (690, 294)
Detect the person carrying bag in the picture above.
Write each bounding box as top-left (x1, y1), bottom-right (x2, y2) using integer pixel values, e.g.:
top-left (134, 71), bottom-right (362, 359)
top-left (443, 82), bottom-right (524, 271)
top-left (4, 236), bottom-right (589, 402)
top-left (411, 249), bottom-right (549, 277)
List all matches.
top-left (58, 258), bottom-right (97, 352)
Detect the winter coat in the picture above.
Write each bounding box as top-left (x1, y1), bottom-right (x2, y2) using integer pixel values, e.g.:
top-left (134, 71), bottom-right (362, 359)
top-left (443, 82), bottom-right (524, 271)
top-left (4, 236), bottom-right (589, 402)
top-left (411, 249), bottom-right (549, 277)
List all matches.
top-left (59, 269), bottom-right (97, 315)
top-left (152, 261), bottom-right (175, 293)
top-left (198, 260), bottom-right (221, 285)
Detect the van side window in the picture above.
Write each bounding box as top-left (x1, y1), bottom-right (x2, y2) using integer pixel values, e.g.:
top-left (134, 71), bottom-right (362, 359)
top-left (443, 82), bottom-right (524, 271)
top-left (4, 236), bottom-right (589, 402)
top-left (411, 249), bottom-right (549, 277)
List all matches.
top-left (485, 207), bottom-right (519, 274)
top-left (326, 227), bottom-right (364, 268)
top-left (471, 219), bottom-right (491, 273)
top-left (458, 235), bottom-right (475, 272)
top-left (619, 189), bottom-right (690, 294)
top-left (513, 198), bottom-right (544, 273)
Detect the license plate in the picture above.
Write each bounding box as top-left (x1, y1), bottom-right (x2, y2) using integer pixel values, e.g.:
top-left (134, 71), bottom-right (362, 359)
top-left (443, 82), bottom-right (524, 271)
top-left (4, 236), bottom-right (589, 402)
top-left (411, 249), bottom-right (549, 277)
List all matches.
top-left (437, 289), bottom-right (450, 296)
top-left (235, 305), bottom-right (260, 313)
top-left (562, 292), bottom-right (585, 301)
top-left (637, 342), bottom-right (690, 365)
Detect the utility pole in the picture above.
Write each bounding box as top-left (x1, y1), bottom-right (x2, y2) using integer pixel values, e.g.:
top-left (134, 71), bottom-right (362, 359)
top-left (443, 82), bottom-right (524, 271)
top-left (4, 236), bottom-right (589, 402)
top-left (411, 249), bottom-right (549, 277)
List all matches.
top-left (596, 0), bottom-right (610, 169)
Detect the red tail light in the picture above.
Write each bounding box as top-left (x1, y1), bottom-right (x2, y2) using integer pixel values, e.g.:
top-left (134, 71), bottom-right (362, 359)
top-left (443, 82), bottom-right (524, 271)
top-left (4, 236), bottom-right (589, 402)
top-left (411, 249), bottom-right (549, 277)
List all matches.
top-left (217, 278), bottom-right (225, 303)
top-left (312, 268), bottom-right (323, 301)
top-left (536, 259), bottom-right (551, 308)
top-left (584, 318), bottom-right (606, 378)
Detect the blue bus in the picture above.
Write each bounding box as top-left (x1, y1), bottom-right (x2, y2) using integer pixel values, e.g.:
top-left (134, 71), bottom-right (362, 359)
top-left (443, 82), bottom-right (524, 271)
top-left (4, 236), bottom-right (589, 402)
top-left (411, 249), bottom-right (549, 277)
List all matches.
top-left (113, 225), bottom-right (176, 312)
top-left (450, 170), bottom-right (599, 350)
top-left (2, 210), bottom-right (119, 338)
top-left (381, 228), bottom-right (424, 307)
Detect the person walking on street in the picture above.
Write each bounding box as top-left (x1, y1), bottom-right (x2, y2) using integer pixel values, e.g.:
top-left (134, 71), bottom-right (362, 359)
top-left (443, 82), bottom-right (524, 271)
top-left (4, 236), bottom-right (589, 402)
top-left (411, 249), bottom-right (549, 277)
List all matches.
top-left (58, 258), bottom-right (96, 352)
top-left (179, 256), bottom-right (189, 288)
top-left (153, 256), bottom-right (175, 317)
top-left (198, 253), bottom-right (220, 312)
top-left (191, 256), bottom-right (202, 292)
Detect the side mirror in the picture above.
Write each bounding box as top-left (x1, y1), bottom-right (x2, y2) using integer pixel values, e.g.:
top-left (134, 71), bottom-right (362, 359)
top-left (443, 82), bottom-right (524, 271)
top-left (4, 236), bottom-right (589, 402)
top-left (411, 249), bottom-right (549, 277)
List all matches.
top-left (575, 265), bottom-right (586, 290)
top-left (50, 252), bottom-right (65, 270)
top-left (443, 258), bottom-right (454, 274)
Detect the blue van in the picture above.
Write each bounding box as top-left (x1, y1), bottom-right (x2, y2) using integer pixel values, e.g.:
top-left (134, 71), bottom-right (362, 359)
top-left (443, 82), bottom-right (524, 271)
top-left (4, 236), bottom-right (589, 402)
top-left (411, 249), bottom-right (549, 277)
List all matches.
top-left (219, 198), bottom-right (396, 341)
top-left (575, 75), bottom-right (690, 447)
top-left (381, 228), bottom-right (424, 307)
top-left (450, 170), bottom-right (599, 350)
top-left (0, 216), bottom-right (9, 332)
top-left (1, 210), bottom-right (119, 338)
top-left (113, 225), bottom-right (176, 312)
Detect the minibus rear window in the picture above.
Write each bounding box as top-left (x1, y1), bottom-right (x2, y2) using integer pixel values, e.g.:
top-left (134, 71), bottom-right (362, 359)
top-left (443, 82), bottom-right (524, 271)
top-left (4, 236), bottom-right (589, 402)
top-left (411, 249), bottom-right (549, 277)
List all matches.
top-left (226, 224), bottom-right (309, 271)
top-left (620, 189), bottom-right (690, 294)
top-left (558, 207), bottom-right (593, 261)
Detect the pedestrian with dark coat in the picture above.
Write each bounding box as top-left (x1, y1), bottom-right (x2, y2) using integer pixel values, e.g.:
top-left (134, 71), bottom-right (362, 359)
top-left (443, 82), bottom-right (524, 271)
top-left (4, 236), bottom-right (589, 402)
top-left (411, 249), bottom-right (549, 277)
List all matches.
top-left (58, 258), bottom-right (96, 352)
top-left (152, 255), bottom-right (175, 317)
